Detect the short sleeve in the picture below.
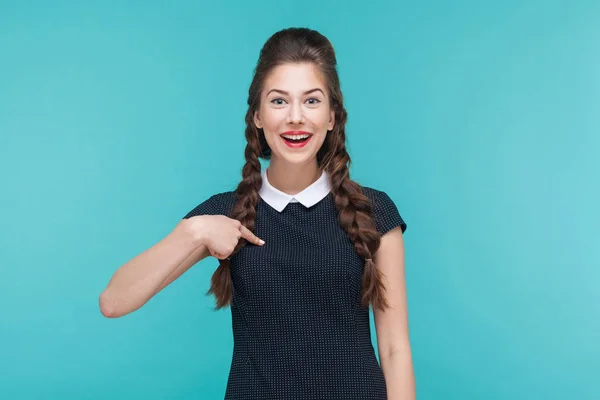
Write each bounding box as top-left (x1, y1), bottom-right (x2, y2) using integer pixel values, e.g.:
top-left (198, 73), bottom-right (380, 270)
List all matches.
top-left (182, 194), bottom-right (223, 219)
top-left (367, 188), bottom-right (407, 235)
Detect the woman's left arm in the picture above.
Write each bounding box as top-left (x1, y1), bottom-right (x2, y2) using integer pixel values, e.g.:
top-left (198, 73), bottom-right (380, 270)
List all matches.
top-left (373, 226), bottom-right (416, 400)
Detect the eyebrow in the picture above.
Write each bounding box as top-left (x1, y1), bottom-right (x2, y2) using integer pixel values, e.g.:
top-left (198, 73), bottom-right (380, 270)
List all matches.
top-left (266, 88), bottom-right (325, 96)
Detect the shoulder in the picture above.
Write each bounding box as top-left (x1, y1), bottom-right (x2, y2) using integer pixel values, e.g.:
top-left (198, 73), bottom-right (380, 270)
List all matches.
top-left (211, 191), bottom-right (237, 209)
top-left (182, 191), bottom-right (237, 219)
top-left (360, 185), bottom-right (396, 209)
top-left (361, 186), bottom-right (389, 202)
top-left (360, 185), bottom-right (407, 235)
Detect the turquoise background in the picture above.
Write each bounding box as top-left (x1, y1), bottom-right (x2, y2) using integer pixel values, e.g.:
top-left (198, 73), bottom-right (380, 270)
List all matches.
top-left (1, 0), bottom-right (598, 399)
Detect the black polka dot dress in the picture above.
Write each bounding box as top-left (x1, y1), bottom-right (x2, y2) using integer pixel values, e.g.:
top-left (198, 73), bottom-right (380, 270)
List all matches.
top-left (183, 174), bottom-right (407, 400)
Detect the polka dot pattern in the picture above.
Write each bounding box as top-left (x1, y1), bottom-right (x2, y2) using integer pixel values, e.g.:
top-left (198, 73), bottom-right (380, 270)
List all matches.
top-left (183, 187), bottom-right (406, 399)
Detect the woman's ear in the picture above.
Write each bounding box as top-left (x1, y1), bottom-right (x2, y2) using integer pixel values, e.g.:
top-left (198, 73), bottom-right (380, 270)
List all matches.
top-left (328, 110), bottom-right (335, 131)
top-left (254, 111), bottom-right (263, 129)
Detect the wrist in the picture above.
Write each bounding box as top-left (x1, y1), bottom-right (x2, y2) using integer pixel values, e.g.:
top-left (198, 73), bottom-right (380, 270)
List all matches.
top-left (188, 215), bottom-right (210, 247)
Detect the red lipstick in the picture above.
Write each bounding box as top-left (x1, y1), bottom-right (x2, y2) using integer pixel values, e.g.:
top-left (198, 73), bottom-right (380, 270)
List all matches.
top-left (280, 131), bottom-right (313, 148)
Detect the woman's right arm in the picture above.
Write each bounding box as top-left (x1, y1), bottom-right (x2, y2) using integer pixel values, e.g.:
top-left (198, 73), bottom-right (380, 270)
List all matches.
top-left (99, 213), bottom-right (264, 318)
top-left (98, 218), bottom-right (209, 318)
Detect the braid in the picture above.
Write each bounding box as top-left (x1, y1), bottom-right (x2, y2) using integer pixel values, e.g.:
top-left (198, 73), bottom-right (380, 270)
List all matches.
top-left (324, 110), bottom-right (389, 311)
top-left (331, 168), bottom-right (388, 310)
top-left (207, 119), bottom-right (263, 310)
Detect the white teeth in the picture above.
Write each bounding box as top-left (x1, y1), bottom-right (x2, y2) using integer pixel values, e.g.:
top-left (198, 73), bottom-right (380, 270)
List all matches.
top-left (281, 134), bottom-right (310, 140)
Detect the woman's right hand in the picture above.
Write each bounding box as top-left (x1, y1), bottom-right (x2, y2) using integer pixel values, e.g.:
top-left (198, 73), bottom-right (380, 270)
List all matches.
top-left (185, 215), bottom-right (265, 260)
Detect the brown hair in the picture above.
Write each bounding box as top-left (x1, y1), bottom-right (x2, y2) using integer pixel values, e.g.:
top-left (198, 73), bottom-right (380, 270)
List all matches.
top-left (207, 27), bottom-right (390, 311)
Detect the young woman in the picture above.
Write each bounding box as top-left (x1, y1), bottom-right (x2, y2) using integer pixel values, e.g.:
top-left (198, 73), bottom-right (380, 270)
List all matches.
top-left (100, 27), bottom-right (415, 399)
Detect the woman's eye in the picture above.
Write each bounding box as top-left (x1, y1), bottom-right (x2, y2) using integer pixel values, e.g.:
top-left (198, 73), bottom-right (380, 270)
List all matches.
top-left (270, 98), bottom-right (321, 105)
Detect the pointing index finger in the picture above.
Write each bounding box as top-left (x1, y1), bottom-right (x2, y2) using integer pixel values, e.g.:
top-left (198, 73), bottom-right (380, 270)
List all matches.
top-left (239, 225), bottom-right (265, 246)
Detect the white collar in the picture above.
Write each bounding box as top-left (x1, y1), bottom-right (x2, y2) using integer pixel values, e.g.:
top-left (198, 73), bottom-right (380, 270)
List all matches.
top-left (259, 168), bottom-right (332, 212)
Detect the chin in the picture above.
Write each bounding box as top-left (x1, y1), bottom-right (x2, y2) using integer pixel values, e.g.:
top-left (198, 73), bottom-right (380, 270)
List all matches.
top-left (271, 151), bottom-right (318, 165)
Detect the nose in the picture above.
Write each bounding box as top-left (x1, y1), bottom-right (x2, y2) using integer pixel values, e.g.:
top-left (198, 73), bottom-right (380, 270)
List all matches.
top-left (287, 101), bottom-right (304, 124)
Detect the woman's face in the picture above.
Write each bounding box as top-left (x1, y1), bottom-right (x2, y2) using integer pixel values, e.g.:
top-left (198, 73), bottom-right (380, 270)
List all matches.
top-left (254, 62), bottom-right (335, 166)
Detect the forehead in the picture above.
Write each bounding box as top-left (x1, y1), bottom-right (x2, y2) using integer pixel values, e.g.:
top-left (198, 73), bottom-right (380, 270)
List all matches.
top-left (263, 63), bottom-right (327, 94)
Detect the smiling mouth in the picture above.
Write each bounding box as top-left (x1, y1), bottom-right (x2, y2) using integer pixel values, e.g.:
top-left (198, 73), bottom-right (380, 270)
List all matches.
top-left (281, 135), bottom-right (310, 143)
top-left (280, 132), bottom-right (313, 148)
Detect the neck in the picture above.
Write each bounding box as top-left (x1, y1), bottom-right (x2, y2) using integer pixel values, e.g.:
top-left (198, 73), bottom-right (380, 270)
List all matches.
top-left (266, 159), bottom-right (321, 195)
